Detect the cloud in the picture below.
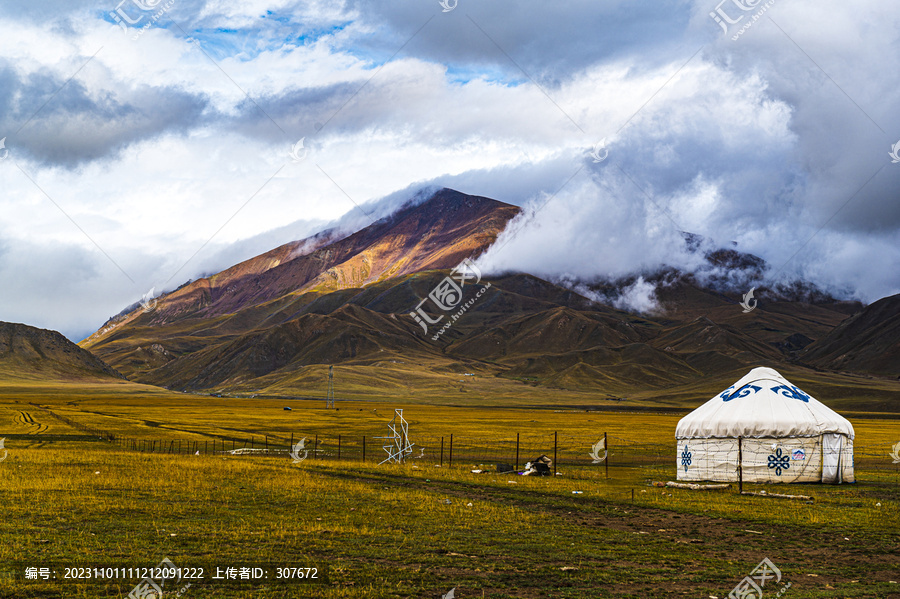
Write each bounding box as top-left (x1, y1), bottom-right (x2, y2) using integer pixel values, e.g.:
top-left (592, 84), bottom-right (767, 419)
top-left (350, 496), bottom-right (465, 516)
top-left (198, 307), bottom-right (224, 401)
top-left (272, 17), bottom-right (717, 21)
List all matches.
top-left (0, 70), bottom-right (209, 167)
top-left (567, 275), bottom-right (662, 315)
top-left (0, 0), bottom-right (899, 343)
top-left (343, 0), bottom-right (696, 83)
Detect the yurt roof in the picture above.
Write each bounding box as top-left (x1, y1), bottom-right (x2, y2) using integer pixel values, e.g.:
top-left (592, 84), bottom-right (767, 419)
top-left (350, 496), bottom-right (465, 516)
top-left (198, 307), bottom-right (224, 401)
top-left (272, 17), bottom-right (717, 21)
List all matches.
top-left (675, 367), bottom-right (854, 440)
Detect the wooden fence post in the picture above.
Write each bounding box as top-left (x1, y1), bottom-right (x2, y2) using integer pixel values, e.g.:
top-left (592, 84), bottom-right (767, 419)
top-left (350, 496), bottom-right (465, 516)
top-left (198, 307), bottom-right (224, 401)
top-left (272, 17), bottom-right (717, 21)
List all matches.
top-left (440, 437), bottom-right (444, 467)
top-left (554, 431), bottom-right (558, 476)
top-left (362, 436), bottom-right (366, 462)
top-left (515, 433), bottom-right (519, 471)
top-left (604, 432), bottom-right (609, 479)
top-left (315, 435), bottom-right (318, 460)
top-left (338, 435), bottom-right (341, 460)
top-left (449, 434), bottom-right (453, 468)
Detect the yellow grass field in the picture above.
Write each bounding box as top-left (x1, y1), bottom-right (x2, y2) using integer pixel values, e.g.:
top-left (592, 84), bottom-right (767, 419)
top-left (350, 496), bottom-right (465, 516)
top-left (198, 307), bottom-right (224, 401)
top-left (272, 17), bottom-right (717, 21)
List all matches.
top-left (1, 380), bottom-right (898, 598)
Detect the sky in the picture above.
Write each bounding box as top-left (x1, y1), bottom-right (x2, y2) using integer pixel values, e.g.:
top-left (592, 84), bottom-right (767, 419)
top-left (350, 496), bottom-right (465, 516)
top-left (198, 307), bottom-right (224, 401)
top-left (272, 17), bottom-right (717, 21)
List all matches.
top-left (0, 0), bottom-right (898, 341)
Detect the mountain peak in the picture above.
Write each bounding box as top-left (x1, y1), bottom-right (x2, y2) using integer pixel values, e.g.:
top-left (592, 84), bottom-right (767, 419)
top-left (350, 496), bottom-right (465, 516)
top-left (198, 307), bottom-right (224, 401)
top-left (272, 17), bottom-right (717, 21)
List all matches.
top-left (83, 189), bottom-right (520, 348)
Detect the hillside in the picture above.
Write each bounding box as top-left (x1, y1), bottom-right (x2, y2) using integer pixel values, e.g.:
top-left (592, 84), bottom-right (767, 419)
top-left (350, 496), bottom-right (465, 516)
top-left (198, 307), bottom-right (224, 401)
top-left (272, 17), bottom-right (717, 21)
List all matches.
top-left (76, 188), bottom-right (900, 408)
top-left (82, 189), bottom-right (518, 344)
top-left (801, 293), bottom-right (900, 377)
top-left (0, 322), bottom-right (123, 382)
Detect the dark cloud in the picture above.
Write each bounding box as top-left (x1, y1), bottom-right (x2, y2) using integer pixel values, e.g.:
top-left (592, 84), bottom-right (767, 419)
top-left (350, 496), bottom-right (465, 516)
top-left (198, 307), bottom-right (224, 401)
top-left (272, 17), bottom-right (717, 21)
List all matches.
top-left (0, 62), bottom-right (210, 168)
top-left (343, 0), bottom-right (696, 84)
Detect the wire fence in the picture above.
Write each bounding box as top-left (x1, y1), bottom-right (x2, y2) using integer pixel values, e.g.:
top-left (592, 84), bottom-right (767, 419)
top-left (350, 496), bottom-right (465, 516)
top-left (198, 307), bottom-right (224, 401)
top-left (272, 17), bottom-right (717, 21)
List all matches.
top-left (104, 431), bottom-right (898, 478)
top-left (29, 403), bottom-right (116, 441)
top-left (30, 403), bottom-right (900, 479)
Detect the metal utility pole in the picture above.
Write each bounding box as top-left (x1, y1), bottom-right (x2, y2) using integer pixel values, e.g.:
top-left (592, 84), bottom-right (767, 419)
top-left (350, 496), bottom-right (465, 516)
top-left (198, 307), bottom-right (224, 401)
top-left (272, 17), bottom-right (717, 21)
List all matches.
top-left (326, 365), bottom-right (335, 409)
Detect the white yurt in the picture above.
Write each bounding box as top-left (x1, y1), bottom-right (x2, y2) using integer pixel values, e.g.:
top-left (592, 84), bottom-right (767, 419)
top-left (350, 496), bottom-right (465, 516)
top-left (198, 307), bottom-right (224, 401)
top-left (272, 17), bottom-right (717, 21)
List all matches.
top-left (675, 367), bottom-right (854, 484)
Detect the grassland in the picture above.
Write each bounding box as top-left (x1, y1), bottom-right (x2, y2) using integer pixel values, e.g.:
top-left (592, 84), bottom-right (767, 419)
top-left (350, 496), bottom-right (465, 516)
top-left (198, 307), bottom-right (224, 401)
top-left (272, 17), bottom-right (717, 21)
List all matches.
top-left (1, 379), bottom-right (899, 598)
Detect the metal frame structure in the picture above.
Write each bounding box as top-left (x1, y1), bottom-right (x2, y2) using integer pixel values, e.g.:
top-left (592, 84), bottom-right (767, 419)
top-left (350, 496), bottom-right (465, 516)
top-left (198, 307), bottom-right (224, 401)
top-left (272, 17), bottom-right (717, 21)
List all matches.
top-left (376, 409), bottom-right (414, 465)
top-left (326, 365), bottom-right (335, 409)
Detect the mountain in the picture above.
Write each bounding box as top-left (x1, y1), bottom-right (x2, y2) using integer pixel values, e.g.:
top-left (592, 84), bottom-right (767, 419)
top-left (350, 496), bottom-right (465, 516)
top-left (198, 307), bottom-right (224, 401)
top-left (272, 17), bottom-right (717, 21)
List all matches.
top-left (86, 188), bottom-right (517, 332)
top-left (801, 293), bottom-right (900, 377)
top-left (0, 322), bottom-right (123, 381)
top-left (80, 189), bottom-right (520, 381)
top-left (77, 188), bottom-right (900, 408)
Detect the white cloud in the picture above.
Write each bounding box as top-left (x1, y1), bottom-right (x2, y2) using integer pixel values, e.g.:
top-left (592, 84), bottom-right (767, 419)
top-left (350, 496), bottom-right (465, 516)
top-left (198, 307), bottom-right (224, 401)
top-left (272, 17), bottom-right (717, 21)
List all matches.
top-left (0, 0), bottom-right (898, 341)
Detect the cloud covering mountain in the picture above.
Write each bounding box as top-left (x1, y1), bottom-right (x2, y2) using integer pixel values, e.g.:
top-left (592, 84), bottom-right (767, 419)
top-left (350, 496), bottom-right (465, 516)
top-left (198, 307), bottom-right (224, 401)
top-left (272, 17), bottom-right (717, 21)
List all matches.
top-left (0, 0), bottom-right (898, 340)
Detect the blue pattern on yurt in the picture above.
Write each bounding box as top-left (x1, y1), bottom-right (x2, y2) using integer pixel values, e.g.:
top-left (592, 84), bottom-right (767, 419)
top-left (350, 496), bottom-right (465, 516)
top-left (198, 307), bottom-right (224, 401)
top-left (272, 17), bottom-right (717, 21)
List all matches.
top-left (680, 445), bottom-right (692, 473)
top-left (767, 448), bottom-right (790, 475)
top-left (720, 384), bottom-right (761, 401)
top-left (770, 385), bottom-right (810, 402)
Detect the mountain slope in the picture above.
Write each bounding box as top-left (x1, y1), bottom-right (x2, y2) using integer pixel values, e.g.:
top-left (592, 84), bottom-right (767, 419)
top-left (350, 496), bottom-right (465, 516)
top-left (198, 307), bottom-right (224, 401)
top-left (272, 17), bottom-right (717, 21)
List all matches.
top-left (76, 188), bottom-right (900, 407)
top-left (0, 322), bottom-right (123, 381)
top-left (801, 293), bottom-right (900, 376)
top-left (83, 189), bottom-right (518, 349)
top-left (81, 189), bottom-right (520, 379)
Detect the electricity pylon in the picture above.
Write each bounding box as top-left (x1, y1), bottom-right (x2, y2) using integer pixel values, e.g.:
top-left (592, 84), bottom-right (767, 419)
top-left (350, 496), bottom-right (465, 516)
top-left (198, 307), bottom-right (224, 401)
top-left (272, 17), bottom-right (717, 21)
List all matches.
top-left (326, 365), bottom-right (335, 409)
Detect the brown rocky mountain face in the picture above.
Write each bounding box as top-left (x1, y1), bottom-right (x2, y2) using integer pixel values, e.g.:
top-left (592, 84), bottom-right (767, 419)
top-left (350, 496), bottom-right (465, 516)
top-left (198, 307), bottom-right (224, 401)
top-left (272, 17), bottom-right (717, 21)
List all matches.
top-left (0, 322), bottom-right (122, 381)
top-left (800, 293), bottom-right (900, 377)
top-left (84, 188), bottom-right (518, 333)
top-left (75, 188), bottom-right (899, 408)
top-left (80, 189), bottom-right (521, 378)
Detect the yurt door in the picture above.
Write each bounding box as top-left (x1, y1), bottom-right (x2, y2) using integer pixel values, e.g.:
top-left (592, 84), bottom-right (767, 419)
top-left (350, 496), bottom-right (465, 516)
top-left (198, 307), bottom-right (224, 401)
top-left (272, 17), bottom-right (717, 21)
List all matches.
top-left (821, 434), bottom-right (843, 483)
